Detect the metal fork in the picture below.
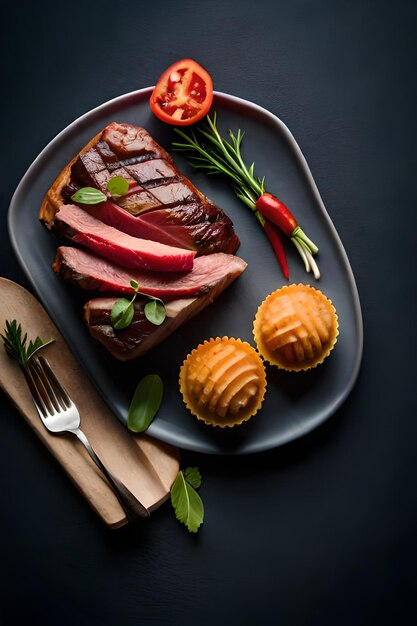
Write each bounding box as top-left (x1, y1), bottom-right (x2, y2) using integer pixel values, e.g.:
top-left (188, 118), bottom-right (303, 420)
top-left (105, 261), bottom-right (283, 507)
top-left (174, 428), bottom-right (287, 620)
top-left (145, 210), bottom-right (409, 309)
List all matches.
top-left (24, 355), bottom-right (150, 522)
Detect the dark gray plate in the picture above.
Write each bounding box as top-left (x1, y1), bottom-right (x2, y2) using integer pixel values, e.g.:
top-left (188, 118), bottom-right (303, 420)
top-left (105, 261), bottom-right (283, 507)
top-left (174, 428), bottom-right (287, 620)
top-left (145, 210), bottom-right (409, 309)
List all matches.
top-left (8, 88), bottom-right (363, 455)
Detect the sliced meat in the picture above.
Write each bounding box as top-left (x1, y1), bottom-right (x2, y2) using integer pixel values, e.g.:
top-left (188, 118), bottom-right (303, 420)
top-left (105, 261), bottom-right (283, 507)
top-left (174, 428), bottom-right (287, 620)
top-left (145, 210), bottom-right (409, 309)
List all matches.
top-left (53, 246), bottom-right (247, 301)
top-left (54, 204), bottom-right (195, 272)
top-left (87, 201), bottom-right (196, 249)
top-left (86, 200), bottom-right (239, 254)
top-left (83, 268), bottom-right (244, 361)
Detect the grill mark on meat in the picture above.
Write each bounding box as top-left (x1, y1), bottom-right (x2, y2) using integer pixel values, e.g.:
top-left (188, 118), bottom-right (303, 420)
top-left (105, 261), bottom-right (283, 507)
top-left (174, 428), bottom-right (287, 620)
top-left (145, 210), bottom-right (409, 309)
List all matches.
top-left (66, 144), bottom-right (138, 200)
top-left (124, 158), bottom-right (179, 185)
top-left (94, 140), bottom-right (120, 170)
top-left (117, 188), bottom-right (163, 215)
top-left (140, 176), bottom-right (179, 189)
top-left (147, 181), bottom-right (199, 206)
top-left (117, 153), bottom-right (161, 167)
top-left (95, 138), bottom-right (163, 169)
top-left (71, 149), bottom-right (107, 189)
top-left (144, 201), bottom-right (222, 226)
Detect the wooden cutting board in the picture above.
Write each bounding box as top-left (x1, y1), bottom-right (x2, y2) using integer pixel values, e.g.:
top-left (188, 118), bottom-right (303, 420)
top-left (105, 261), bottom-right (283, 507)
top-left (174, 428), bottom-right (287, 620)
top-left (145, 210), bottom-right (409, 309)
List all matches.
top-left (0, 277), bottom-right (180, 528)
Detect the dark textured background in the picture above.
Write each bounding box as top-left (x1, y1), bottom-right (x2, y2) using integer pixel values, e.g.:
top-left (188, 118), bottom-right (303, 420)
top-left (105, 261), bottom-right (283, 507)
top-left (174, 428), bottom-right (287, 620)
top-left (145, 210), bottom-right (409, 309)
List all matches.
top-left (1, 1), bottom-right (416, 624)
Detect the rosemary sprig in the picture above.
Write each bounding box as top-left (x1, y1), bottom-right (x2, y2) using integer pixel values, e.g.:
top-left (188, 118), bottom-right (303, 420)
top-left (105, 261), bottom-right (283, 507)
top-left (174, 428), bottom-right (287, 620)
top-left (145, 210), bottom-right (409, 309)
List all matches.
top-left (172, 112), bottom-right (265, 226)
top-left (172, 113), bottom-right (320, 279)
top-left (1, 320), bottom-right (54, 369)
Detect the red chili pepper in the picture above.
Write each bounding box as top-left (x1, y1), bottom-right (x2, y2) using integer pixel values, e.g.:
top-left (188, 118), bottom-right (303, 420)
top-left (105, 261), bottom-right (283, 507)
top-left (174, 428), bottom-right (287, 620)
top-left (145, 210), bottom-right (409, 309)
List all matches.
top-left (263, 219), bottom-right (289, 281)
top-left (256, 193), bottom-right (297, 237)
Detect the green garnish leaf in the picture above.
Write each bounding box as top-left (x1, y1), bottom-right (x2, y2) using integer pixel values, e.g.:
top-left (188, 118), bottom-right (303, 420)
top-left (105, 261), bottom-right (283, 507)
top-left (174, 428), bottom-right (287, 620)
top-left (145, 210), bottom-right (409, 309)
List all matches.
top-left (71, 187), bottom-right (107, 204)
top-left (71, 177), bottom-right (129, 205)
top-left (127, 374), bottom-right (163, 432)
top-left (106, 176), bottom-right (129, 198)
top-left (110, 298), bottom-right (134, 330)
top-left (1, 319), bottom-right (54, 369)
top-left (170, 467), bottom-right (204, 533)
top-left (183, 466), bottom-right (202, 489)
top-left (110, 280), bottom-right (166, 331)
top-left (144, 299), bottom-right (166, 326)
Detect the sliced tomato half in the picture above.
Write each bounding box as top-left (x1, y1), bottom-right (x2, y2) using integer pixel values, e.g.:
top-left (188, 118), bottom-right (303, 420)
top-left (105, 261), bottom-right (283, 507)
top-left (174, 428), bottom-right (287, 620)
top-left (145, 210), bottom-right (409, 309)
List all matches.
top-left (150, 59), bottom-right (213, 126)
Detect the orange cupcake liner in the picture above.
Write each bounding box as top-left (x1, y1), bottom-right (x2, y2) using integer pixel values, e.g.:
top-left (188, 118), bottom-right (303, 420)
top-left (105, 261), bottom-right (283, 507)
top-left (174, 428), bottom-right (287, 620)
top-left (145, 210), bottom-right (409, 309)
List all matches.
top-left (253, 284), bottom-right (339, 371)
top-left (179, 336), bottom-right (267, 428)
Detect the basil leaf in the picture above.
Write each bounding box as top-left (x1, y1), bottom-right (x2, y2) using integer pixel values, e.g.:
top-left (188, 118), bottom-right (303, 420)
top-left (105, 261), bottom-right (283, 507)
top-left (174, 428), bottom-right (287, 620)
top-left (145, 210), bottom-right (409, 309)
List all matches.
top-left (170, 469), bottom-right (204, 533)
top-left (107, 176), bottom-right (129, 198)
top-left (127, 374), bottom-right (163, 433)
top-left (71, 187), bottom-right (107, 204)
top-left (144, 299), bottom-right (166, 326)
top-left (183, 467), bottom-right (202, 489)
top-left (111, 298), bottom-right (134, 330)
top-left (130, 279), bottom-right (139, 291)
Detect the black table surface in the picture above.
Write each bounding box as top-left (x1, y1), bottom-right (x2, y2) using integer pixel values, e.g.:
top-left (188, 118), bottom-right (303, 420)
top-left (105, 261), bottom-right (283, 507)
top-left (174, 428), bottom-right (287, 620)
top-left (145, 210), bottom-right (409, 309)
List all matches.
top-left (2, 1), bottom-right (416, 624)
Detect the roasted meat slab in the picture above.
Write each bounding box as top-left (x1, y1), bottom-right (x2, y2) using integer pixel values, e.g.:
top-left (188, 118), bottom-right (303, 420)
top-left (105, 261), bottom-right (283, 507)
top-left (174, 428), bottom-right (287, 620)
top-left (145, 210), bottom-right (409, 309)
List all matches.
top-left (40, 122), bottom-right (246, 360)
top-left (40, 122), bottom-right (240, 256)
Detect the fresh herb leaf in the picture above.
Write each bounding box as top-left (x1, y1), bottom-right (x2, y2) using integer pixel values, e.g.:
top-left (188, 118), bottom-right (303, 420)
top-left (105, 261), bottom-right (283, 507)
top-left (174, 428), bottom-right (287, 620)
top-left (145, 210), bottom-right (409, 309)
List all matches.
top-left (183, 467), bottom-right (202, 489)
top-left (111, 280), bottom-right (166, 331)
top-left (1, 320), bottom-right (54, 369)
top-left (127, 374), bottom-right (163, 432)
top-left (71, 176), bottom-right (129, 205)
top-left (171, 467), bottom-right (204, 533)
top-left (106, 176), bottom-right (129, 198)
top-left (144, 299), bottom-right (166, 326)
top-left (110, 298), bottom-right (134, 330)
top-left (111, 280), bottom-right (140, 330)
top-left (71, 187), bottom-right (107, 204)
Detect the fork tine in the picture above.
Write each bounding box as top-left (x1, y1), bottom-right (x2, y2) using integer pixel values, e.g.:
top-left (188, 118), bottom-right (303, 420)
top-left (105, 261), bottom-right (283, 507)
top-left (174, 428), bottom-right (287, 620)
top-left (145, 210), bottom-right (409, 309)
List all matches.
top-left (33, 357), bottom-right (66, 414)
top-left (38, 356), bottom-right (71, 409)
top-left (24, 364), bottom-right (51, 417)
